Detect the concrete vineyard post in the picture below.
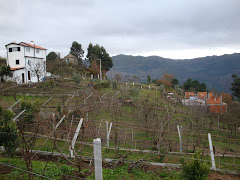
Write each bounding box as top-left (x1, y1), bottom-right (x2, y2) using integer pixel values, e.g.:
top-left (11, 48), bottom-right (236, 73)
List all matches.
top-left (208, 133), bottom-right (216, 170)
top-left (177, 125), bottom-right (182, 153)
top-left (93, 138), bottom-right (103, 180)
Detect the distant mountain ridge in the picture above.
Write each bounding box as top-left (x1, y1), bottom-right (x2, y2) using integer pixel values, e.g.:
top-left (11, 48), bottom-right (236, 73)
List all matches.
top-left (108, 53), bottom-right (240, 93)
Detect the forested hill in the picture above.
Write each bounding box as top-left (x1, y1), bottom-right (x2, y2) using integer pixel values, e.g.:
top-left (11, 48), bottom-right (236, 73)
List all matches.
top-left (108, 53), bottom-right (240, 93)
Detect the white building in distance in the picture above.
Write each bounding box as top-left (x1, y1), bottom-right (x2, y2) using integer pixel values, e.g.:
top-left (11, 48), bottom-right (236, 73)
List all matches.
top-left (5, 41), bottom-right (47, 83)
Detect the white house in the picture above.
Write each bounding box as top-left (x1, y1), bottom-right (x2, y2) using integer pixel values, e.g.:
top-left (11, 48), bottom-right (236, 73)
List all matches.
top-left (5, 41), bottom-right (47, 83)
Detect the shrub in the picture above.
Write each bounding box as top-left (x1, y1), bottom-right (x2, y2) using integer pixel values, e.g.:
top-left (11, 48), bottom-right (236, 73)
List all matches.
top-left (102, 81), bottom-right (111, 88)
top-left (0, 108), bottom-right (18, 156)
top-left (181, 151), bottom-right (210, 180)
top-left (20, 101), bottom-right (40, 123)
top-left (156, 147), bottom-right (166, 163)
top-left (111, 80), bottom-right (118, 90)
top-left (73, 74), bottom-right (81, 85)
top-left (129, 87), bottom-right (139, 98)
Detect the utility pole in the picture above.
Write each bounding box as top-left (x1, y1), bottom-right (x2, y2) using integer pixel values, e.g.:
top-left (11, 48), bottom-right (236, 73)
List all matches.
top-left (99, 59), bottom-right (102, 80)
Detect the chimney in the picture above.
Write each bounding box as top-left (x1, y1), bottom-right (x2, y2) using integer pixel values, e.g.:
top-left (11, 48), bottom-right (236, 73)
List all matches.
top-left (30, 41), bottom-right (34, 45)
top-left (12, 41), bottom-right (16, 43)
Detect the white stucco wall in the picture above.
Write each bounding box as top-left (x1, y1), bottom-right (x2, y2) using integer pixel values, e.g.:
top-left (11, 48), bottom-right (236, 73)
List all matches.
top-left (6, 43), bottom-right (47, 84)
top-left (6, 44), bottom-right (25, 68)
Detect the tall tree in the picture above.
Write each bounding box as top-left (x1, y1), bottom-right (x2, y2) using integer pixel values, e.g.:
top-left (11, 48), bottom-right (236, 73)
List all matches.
top-left (230, 74), bottom-right (240, 101)
top-left (172, 78), bottom-right (179, 88)
top-left (220, 92), bottom-right (232, 105)
top-left (159, 73), bottom-right (174, 87)
top-left (46, 51), bottom-right (58, 61)
top-left (70, 41), bottom-right (84, 66)
top-left (0, 65), bottom-right (10, 88)
top-left (147, 75), bottom-right (151, 84)
top-left (115, 73), bottom-right (122, 82)
top-left (87, 43), bottom-right (113, 71)
top-left (0, 65), bottom-right (10, 78)
top-left (183, 78), bottom-right (207, 92)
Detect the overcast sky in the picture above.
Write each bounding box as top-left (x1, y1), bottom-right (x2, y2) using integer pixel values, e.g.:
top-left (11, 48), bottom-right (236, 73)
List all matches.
top-left (0, 0), bottom-right (240, 59)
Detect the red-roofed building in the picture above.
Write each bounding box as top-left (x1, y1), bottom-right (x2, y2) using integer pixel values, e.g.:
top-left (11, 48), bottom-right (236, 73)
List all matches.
top-left (184, 91), bottom-right (227, 114)
top-left (197, 92), bottom-right (207, 99)
top-left (5, 41), bottom-right (47, 83)
top-left (185, 92), bottom-right (196, 99)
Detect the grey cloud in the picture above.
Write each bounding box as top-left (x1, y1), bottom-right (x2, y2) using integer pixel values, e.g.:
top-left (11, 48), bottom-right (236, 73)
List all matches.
top-left (0, 0), bottom-right (240, 58)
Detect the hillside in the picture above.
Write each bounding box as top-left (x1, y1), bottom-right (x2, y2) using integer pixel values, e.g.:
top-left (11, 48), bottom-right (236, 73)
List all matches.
top-left (108, 53), bottom-right (240, 93)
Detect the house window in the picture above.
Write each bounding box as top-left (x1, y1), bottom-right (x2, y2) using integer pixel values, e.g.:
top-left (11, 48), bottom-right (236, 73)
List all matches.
top-left (67, 58), bottom-right (69, 63)
top-left (16, 60), bottom-right (19, 65)
top-left (28, 60), bottom-right (30, 65)
top-left (28, 71), bottom-right (31, 80)
top-left (26, 47), bottom-right (30, 52)
top-left (36, 49), bottom-right (39, 53)
top-left (13, 47), bottom-right (20, 51)
top-left (9, 47), bottom-right (20, 52)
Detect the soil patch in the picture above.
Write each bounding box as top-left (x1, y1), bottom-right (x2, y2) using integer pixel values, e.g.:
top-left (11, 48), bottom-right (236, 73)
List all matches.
top-left (209, 172), bottom-right (240, 180)
top-left (0, 164), bottom-right (13, 175)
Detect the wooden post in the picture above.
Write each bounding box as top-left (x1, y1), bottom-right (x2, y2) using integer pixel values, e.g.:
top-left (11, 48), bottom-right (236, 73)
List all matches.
top-left (131, 128), bottom-right (134, 149)
top-left (208, 133), bottom-right (216, 170)
top-left (158, 123), bottom-right (163, 154)
top-left (86, 112), bottom-right (89, 122)
top-left (93, 138), bottom-right (103, 180)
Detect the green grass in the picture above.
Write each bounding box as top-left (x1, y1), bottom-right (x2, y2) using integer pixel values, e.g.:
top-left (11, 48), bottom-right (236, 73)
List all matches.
top-left (0, 156), bottom-right (76, 180)
top-left (1, 79), bottom-right (240, 174)
top-left (33, 137), bottom-right (240, 172)
top-left (0, 155), bottom-right (182, 180)
top-left (86, 163), bottom-right (181, 180)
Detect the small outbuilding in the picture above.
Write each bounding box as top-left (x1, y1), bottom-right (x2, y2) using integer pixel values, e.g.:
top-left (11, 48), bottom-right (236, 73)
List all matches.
top-left (64, 53), bottom-right (78, 65)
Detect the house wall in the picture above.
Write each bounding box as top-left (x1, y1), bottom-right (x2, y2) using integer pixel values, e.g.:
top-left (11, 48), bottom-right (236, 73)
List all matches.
top-left (185, 92), bottom-right (195, 99)
top-left (64, 57), bottom-right (77, 65)
top-left (209, 104), bottom-right (227, 114)
top-left (207, 97), bottom-right (221, 104)
top-left (5, 69), bottom-right (26, 84)
top-left (7, 44), bottom-right (25, 68)
top-left (26, 57), bottom-right (46, 83)
top-left (25, 46), bottom-right (46, 60)
top-left (198, 92), bottom-right (207, 99)
top-left (6, 44), bottom-right (47, 84)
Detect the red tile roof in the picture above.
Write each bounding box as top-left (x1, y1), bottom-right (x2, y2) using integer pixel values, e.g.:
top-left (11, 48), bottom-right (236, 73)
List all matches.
top-left (64, 53), bottom-right (77, 58)
top-left (19, 42), bottom-right (47, 50)
top-left (5, 42), bottom-right (47, 50)
top-left (10, 67), bottom-right (24, 70)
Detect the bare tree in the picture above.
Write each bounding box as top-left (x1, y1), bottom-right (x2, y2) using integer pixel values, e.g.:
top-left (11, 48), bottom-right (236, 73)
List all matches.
top-left (115, 73), bottom-right (122, 82)
top-left (28, 59), bottom-right (46, 82)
